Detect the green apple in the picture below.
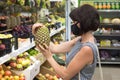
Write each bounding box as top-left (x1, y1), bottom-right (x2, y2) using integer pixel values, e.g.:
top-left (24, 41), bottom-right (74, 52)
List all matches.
top-left (21, 60), bottom-right (30, 67)
top-left (16, 64), bottom-right (23, 69)
top-left (11, 57), bottom-right (16, 61)
top-left (25, 59), bottom-right (31, 65)
top-left (18, 54), bottom-right (24, 58)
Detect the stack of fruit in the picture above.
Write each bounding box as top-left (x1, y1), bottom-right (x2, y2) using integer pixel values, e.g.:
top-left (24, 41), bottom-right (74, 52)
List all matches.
top-left (5, 52), bottom-right (32, 71)
top-left (0, 65), bottom-right (25, 80)
top-left (37, 73), bottom-right (59, 80)
top-left (27, 48), bottom-right (39, 56)
top-left (13, 24), bottom-right (32, 38)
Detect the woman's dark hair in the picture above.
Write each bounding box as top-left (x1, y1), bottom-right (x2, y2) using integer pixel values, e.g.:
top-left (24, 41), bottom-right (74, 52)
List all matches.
top-left (69, 4), bottom-right (100, 35)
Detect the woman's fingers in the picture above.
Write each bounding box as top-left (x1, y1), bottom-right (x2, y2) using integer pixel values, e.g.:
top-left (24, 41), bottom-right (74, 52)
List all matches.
top-left (32, 23), bottom-right (44, 35)
top-left (43, 43), bottom-right (49, 49)
top-left (38, 44), bottom-right (45, 51)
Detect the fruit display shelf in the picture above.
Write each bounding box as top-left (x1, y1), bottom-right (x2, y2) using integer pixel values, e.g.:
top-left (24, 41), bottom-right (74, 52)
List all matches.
top-left (50, 26), bottom-right (65, 37)
top-left (0, 39), bottom-right (35, 65)
top-left (50, 0), bottom-right (62, 1)
top-left (98, 10), bottom-right (120, 12)
top-left (0, 26), bottom-right (65, 65)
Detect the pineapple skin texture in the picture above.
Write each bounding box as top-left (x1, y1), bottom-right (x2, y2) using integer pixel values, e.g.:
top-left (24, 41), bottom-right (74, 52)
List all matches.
top-left (34, 26), bottom-right (50, 46)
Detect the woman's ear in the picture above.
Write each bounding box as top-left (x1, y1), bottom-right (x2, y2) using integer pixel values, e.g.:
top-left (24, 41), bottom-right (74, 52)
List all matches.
top-left (77, 22), bottom-right (80, 28)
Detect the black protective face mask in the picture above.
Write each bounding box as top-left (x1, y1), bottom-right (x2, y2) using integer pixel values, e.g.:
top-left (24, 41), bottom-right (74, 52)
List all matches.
top-left (71, 23), bottom-right (80, 36)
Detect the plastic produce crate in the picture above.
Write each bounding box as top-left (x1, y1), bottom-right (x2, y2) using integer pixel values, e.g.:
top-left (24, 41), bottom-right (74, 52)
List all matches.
top-left (11, 57), bottom-right (40, 80)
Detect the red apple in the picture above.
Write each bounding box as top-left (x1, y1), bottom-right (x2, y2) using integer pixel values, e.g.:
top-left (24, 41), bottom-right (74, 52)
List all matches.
top-left (10, 62), bottom-right (17, 67)
top-left (0, 44), bottom-right (6, 50)
top-left (5, 70), bottom-right (12, 76)
top-left (9, 76), bottom-right (14, 80)
top-left (0, 74), bottom-right (2, 79)
top-left (19, 76), bottom-right (25, 80)
top-left (17, 58), bottom-right (23, 64)
top-left (48, 75), bottom-right (53, 80)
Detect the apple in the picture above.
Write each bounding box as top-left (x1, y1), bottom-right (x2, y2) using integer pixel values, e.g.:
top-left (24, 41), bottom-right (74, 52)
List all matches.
top-left (11, 57), bottom-right (16, 61)
top-left (48, 75), bottom-right (53, 80)
top-left (17, 58), bottom-right (23, 64)
top-left (9, 76), bottom-right (14, 80)
top-left (19, 73), bottom-right (25, 77)
top-left (49, 67), bottom-right (54, 71)
top-left (7, 66), bottom-right (11, 69)
top-left (21, 60), bottom-right (28, 67)
top-left (53, 76), bottom-right (58, 80)
top-left (10, 62), bottom-right (17, 67)
top-left (18, 54), bottom-right (24, 58)
top-left (25, 59), bottom-right (31, 65)
top-left (16, 64), bottom-right (23, 69)
top-left (23, 52), bottom-right (28, 56)
top-left (0, 44), bottom-right (6, 50)
top-left (1, 77), bottom-right (5, 80)
top-left (19, 76), bottom-right (25, 80)
top-left (45, 73), bottom-right (50, 78)
top-left (0, 70), bottom-right (5, 75)
top-left (4, 70), bottom-right (12, 76)
top-left (0, 74), bottom-right (2, 79)
top-left (4, 76), bottom-right (9, 80)
top-left (14, 76), bottom-right (19, 80)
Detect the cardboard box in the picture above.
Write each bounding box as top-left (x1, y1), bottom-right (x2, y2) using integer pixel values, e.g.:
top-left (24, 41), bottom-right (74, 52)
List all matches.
top-left (40, 66), bottom-right (56, 76)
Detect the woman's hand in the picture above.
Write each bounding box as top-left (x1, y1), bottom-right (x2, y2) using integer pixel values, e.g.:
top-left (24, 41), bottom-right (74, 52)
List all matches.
top-left (32, 23), bottom-right (44, 35)
top-left (37, 43), bottom-right (52, 59)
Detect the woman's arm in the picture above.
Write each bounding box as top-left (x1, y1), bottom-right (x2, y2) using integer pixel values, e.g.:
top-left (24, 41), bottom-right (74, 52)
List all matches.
top-left (49, 36), bottom-right (81, 54)
top-left (38, 44), bottom-right (93, 80)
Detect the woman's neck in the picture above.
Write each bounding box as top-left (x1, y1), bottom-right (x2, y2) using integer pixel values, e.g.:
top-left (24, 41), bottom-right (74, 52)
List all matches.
top-left (80, 31), bottom-right (94, 43)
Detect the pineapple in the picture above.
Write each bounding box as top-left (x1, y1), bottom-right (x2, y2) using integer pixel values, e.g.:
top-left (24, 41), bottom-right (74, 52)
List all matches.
top-left (34, 26), bottom-right (50, 46)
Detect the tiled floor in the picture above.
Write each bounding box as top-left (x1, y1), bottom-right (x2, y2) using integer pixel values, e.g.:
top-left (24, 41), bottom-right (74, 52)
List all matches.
top-left (92, 65), bottom-right (120, 80)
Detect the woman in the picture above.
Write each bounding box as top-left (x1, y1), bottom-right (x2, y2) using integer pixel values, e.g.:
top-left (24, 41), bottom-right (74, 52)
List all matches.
top-left (32, 4), bottom-right (100, 80)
